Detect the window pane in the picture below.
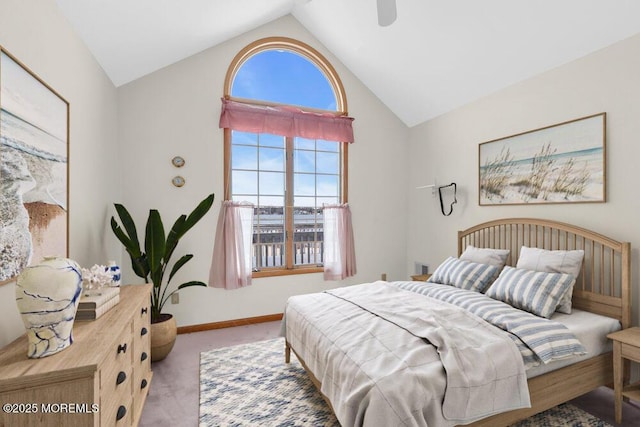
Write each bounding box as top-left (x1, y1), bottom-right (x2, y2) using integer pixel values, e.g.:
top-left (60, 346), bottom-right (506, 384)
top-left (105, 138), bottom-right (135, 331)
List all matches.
top-left (317, 140), bottom-right (339, 152)
top-left (254, 200), bottom-right (285, 269)
top-left (317, 152), bottom-right (339, 174)
top-left (294, 137), bottom-right (315, 150)
top-left (293, 205), bottom-right (321, 266)
top-left (259, 147), bottom-right (284, 171)
top-left (259, 171), bottom-right (285, 196)
top-left (317, 196), bottom-right (339, 207)
top-left (259, 133), bottom-right (285, 148)
top-left (294, 173), bottom-right (315, 196)
top-left (294, 196), bottom-right (317, 208)
top-left (232, 130), bottom-right (258, 146)
top-left (294, 150), bottom-right (315, 173)
top-left (231, 145), bottom-right (257, 170)
top-left (232, 50), bottom-right (337, 111)
top-left (317, 175), bottom-right (339, 197)
top-left (233, 195), bottom-right (257, 205)
top-left (232, 170), bottom-right (257, 194)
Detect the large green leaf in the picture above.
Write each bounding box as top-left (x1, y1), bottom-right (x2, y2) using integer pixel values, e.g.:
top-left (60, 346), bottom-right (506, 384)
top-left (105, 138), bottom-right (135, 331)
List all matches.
top-left (164, 215), bottom-right (186, 264)
top-left (145, 210), bottom-right (166, 288)
top-left (167, 254), bottom-right (193, 285)
top-left (181, 193), bottom-right (214, 238)
top-left (177, 281), bottom-right (207, 290)
top-left (111, 215), bottom-right (148, 280)
top-left (113, 203), bottom-right (141, 253)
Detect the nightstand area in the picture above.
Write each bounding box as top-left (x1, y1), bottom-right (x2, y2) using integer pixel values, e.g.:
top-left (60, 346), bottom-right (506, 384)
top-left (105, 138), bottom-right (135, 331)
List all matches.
top-left (607, 327), bottom-right (640, 424)
top-left (410, 274), bottom-right (431, 281)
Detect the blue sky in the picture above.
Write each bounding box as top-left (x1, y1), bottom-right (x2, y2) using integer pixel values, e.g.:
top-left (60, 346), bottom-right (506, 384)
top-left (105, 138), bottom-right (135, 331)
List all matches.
top-left (232, 49), bottom-right (336, 111)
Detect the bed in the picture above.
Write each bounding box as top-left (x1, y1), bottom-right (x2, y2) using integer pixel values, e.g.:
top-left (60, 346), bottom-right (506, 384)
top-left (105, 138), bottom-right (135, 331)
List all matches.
top-left (283, 218), bottom-right (631, 426)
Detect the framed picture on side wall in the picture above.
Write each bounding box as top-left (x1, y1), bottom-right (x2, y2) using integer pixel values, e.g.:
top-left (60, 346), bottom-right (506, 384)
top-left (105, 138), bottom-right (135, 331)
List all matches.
top-left (479, 113), bottom-right (606, 206)
top-left (0, 47), bottom-right (70, 284)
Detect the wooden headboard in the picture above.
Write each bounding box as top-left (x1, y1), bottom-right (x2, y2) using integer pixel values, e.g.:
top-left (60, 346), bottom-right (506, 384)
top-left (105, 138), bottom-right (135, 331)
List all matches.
top-left (458, 218), bottom-right (631, 328)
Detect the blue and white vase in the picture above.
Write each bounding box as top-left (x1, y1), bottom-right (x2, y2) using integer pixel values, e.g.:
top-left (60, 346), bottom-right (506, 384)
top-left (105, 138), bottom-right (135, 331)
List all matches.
top-left (106, 261), bottom-right (121, 287)
top-left (15, 256), bottom-right (83, 358)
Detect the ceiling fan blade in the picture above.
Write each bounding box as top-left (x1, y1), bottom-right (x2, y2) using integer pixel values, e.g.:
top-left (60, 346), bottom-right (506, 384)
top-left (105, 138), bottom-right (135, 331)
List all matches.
top-left (377, 0), bottom-right (397, 27)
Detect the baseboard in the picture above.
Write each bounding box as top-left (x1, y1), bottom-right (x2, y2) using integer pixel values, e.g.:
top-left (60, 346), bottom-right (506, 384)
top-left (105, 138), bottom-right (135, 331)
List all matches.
top-left (177, 313), bottom-right (283, 334)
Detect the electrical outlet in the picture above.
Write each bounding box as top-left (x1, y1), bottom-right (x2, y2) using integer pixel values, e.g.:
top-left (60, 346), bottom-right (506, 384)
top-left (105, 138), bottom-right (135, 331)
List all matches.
top-left (171, 293), bottom-right (179, 304)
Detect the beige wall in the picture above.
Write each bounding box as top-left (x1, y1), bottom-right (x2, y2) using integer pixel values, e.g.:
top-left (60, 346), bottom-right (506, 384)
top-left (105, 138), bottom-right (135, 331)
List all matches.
top-left (407, 32), bottom-right (640, 325)
top-left (0, 0), bottom-right (119, 347)
top-left (116, 15), bottom-right (410, 327)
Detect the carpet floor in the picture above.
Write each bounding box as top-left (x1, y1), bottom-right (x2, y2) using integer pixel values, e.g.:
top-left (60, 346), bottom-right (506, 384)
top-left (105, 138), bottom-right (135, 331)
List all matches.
top-left (199, 338), bottom-right (611, 427)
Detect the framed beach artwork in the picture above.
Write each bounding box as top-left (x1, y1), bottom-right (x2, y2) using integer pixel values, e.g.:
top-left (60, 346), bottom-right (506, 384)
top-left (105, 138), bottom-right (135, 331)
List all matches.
top-left (0, 47), bottom-right (69, 285)
top-left (479, 113), bottom-right (606, 206)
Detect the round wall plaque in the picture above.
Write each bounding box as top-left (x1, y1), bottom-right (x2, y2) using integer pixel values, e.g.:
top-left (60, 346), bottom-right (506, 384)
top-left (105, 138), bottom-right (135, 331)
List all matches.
top-left (172, 176), bottom-right (185, 187)
top-left (171, 156), bottom-right (185, 168)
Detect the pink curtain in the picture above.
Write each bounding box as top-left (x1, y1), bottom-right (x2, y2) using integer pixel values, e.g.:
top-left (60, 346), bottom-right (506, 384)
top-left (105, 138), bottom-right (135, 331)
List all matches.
top-left (322, 204), bottom-right (356, 280)
top-left (209, 201), bottom-right (254, 289)
top-left (219, 98), bottom-right (355, 143)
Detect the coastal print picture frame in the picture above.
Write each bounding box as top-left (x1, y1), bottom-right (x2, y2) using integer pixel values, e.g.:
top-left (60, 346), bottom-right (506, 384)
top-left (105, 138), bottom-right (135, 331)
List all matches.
top-left (0, 47), bottom-right (69, 285)
top-left (479, 113), bottom-right (606, 206)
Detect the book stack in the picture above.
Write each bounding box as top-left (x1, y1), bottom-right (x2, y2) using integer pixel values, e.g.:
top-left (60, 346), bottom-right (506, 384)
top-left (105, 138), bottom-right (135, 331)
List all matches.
top-left (76, 287), bottom-right (120, 321)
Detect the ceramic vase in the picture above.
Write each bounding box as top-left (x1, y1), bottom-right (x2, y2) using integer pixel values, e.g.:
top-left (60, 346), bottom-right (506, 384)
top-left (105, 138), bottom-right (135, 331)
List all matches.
top-left (106, 261), bottom-right (121, 286)
top-left (15, 256), bottom-right (83, 358)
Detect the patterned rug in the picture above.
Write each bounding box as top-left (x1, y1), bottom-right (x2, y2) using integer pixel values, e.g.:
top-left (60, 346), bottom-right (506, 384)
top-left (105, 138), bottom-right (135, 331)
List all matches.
top-left (199, 338), bottom-right (612, 427)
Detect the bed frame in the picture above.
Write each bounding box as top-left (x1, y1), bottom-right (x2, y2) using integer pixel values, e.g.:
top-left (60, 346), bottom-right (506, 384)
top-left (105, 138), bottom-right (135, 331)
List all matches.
top-left (459, 218), bottom-right (630, 426)
top-left (286, 218), bottom-right (631, 426)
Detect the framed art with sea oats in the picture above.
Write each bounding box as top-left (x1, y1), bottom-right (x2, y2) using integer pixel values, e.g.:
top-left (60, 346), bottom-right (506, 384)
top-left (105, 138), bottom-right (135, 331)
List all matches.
top-left (479, 113), bottom-right (606, 206)
top-left (0, 47), bottom-right (69, 285)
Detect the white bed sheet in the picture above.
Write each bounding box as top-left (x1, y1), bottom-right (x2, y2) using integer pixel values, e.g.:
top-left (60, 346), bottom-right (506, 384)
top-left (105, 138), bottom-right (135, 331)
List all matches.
top-left (526, 308), bottom-right (621, 378)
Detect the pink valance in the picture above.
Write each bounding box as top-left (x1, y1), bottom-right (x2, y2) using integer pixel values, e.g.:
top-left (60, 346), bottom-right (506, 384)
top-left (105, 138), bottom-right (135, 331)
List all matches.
top-left (219, 98), bottom-right (355, 143)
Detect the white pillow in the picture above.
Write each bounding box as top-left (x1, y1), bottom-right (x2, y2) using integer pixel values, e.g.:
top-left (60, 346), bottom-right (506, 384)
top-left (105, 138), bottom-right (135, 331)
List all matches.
top-left (460, 246), bottom-right (510, 269)
top-left (485, 266), bottom-right (576, 319)
top-left (516, 247), bottom-right (584, 314)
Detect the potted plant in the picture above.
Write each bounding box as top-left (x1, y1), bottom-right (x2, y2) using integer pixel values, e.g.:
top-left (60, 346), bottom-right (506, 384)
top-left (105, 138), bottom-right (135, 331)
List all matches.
top-left (110, 193), bottom-right (214, 361)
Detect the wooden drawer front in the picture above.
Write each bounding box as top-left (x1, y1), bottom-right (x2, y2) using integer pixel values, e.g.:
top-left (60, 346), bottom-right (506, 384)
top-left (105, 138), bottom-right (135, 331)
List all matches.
top-left (621, 343), bottom-right (640, 363)
top-left (132, 299), bottom-right (151, 424)
top-left (101, 325), bottom-right (133, 426)
top-left (101, 325), bottom-right (133, 381)
top-left (101, 394), bottom-right (132, 427)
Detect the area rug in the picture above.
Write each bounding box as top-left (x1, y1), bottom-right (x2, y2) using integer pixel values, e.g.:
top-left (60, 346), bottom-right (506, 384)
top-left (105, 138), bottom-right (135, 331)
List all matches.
top-left (199, 338), bottom-right (612, 426)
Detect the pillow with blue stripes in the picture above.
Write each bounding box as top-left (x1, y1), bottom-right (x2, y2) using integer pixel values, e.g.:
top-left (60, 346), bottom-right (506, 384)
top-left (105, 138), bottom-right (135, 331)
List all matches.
top-left (427, 257), bottom-right (499, 293)
top-left (516, 246), bottom-right (584, 314)
top-left (485, 266), bottom-right (576, 319)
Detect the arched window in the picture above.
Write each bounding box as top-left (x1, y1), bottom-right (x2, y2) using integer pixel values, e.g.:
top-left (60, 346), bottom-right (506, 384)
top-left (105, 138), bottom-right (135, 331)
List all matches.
top-left (222, 37), bottom-right (350, 277)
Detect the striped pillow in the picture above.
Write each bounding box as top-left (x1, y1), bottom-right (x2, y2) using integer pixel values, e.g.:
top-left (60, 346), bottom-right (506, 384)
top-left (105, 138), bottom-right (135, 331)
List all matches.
top-left (485, 266), bottom-right (575, 319)
top-left (427, 257), bottom-right (498, 293)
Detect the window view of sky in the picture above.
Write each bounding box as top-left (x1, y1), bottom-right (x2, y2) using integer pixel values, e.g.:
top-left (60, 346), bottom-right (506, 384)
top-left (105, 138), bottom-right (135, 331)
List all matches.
top-left (232, 49), bottom-right (337, 111)
top-left (229, 47), bottom-right (342, 268)
top-left (231, 49), bottom-right (341, 209)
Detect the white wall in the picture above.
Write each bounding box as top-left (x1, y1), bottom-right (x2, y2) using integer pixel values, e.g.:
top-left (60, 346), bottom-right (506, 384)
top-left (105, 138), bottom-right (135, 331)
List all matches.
top-left (0, 0), bottom-right (119, 347)
top-left (407, 33), bottom-right (640, 325)
top-left (116, 15), bottom-right (410, 327)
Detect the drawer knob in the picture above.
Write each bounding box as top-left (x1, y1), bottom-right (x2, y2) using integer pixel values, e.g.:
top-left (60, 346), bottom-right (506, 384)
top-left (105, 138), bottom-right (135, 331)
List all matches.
top-left (117, 343), bottom-right (127, 354)
top-left (141, 352), bottom-right (148, 362)
top-left (116, 371), bottom-right (127, 385)
top-left (141, 379), bottom-right (148, 389)
top-left (116, 405), bottom-right (127, 421)
top-left (141, 327), bottom-right (148, 336)
top-left (141, 307), bottom-right (148, 315)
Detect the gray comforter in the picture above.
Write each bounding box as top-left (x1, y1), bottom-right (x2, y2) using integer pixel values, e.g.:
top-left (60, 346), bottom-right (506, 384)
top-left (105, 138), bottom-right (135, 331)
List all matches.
top-left (284, 281), bottom-right (531, 426)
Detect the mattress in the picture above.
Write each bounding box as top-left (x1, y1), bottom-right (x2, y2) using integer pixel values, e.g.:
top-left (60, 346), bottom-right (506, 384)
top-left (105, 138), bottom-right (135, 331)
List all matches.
top-left (526, 308), bottom-right (621, 378)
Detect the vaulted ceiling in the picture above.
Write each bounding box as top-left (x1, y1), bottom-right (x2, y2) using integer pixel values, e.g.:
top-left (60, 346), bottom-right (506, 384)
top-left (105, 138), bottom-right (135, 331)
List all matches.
top-left (55, 0), bottom-right (640, 127)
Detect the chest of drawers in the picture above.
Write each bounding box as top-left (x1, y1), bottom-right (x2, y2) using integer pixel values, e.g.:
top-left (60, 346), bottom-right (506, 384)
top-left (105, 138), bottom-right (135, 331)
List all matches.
top-left (0, 284), bottom-right (152, 427)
